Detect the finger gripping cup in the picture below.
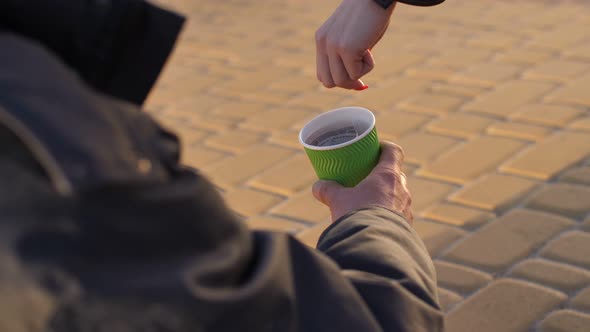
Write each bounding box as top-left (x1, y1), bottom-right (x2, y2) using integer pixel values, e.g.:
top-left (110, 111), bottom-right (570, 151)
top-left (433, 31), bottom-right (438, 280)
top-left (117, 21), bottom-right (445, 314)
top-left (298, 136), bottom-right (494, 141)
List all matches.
top-left (299, 107), bottom-right (381, 187)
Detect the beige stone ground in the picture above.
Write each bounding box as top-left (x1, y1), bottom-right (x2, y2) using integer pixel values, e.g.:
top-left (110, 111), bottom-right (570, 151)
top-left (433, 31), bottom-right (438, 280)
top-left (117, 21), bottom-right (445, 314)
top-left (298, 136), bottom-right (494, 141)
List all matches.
top-left (146, 1), bottom-right (590, 330)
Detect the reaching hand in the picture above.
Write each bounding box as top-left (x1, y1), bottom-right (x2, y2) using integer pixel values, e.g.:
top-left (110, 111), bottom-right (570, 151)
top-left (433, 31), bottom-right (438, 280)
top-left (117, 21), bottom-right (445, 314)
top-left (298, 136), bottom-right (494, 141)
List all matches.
top-left (315, 0), bottom-right (396, 90)
top-left (312, 141), bottom-right (412, 223)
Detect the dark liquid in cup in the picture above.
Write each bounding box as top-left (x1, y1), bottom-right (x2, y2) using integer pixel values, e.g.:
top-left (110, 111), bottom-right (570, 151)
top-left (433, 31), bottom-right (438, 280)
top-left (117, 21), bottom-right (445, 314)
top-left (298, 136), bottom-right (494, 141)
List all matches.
top-left (308, 126), bottom-right (359, 147)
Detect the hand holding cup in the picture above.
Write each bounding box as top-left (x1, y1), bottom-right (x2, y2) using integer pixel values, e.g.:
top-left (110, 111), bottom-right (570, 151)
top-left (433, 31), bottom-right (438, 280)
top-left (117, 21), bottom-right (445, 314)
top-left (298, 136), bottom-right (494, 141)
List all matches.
top-left (313, 141), bottom-right (412, 223)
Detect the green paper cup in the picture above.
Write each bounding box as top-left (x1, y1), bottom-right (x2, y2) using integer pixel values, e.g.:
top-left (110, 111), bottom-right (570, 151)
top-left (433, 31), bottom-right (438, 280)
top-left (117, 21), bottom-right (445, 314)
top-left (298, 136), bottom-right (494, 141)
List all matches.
top-left (299, 106), bottom-right (380, 187)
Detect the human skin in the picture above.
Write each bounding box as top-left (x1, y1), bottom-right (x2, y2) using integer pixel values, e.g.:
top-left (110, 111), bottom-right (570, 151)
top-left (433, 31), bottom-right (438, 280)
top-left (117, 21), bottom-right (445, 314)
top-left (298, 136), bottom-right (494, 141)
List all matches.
top-left (315, 0), bottom-right (396, 90)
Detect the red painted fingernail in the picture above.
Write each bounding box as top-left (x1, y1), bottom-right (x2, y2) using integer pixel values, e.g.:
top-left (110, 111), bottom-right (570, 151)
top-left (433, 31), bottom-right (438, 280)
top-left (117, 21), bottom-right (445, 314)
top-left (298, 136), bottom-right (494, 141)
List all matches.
top-left (354, 85), bottom-right (369, 91)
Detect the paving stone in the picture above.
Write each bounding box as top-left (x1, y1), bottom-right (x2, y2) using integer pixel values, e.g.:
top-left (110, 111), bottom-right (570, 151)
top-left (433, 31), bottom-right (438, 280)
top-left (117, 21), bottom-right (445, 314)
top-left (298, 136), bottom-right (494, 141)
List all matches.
top-left (398, 93), bottom-right (465, 115)
top-left (413, 220), bottom-right (466, 257)
top-left (147, 78), bottom-right (215, 105)
top-left (571, 287), bottom-right (590, 313)
top-left (394, 133), bottom-right (460, 165)
top-left (429, 48), bottom-right (494, 69)
top-left (187, 56), bottom-right (236, 73)
top-left (173, 126), bottom-right (209, 145)
top-left (394, 19), bottom-right (447, 35)
top-left (529, 22), bottom-right (589, 49)
top-left (295, 222), bottom-right (331, 247)
top-left (564, 44), bottom-right (590, 61)
top-left (249, 154), bottom-right (317, 196)
top-left (495, 48), bottom-right (556, 65)
top-left (270, 50), bottom-right (314, 71)
top-left (176, 40), bottom-right (239, 63)
top-left (403, 34), bottom-right (467, 55)
top-left (446, 279), bottom-right (567, 332)
top-left (431, 83), bottom-right (487, 97)
top-left (418, 136), bottom-right (527, 184)
top-left (346, 77), bottom-right (430, 111)
top-left (450, 63), bottom-right (523, 87)
top-left (434, 260), bottom-right (493, 294)
top-left (450, 174), bottom-right (539, 212)
top-left (205, 129), bottom-right (266, 153)
top-left (237, 88), bottom-right (297, 105)
top-left (511, 104), bottom-right (584, 127)
top-left (570, 117), bottom-right (590, 132)
top-left (246, 216), bottom-right (306, 234)
top-left (464, 80), bottom-right (555, 118)
top-left (211, 69), bottom-right (296, 96)
top-left (185, 114), bottom-right (237, 132)
top-left (223, 188), bottom-right (283, 218)
top-left (526, 183), bottom-right (590, 219)
top-left (291, 112), bottom-right (328, 133)
top-left (422, 203), bottom-right (495, 230)
top-left (364, 52), bottom-right (428, 81)
top-left (487, 121), bottom-right (552, 141)
top-left (368, 43), bottom-right (427, 65)
top-left (402, 163), bottom-right (419, 177)
top-left (405, 65), bottom-right (456, 81)
top-left (546, 73), bottom-right (590, 107)
top-left (508, 258), bottom-right (590, 294)
top-left (517, 7), bottom-right (581, 30)
top-left (271, 191), bottom-right (331, 224)
top-left (426, 7), bottom-right (489, 26)
top-left (524, 60), bottom-right (590, 82)
top-left (150, 111), bottom-right (184, 130)
top-left (241, 107), bottom-right (316, 133)
top-left (182, 145), bottom-right (227, 169)
top-left (205, 144), bottom-right (295, 189)
top-left (539, 310), bottom-right (590, 332)
top-left (268, 129), bottom-right (301, 149)
top-left (540, 231), bottom-right (590, 269)
top-left (268, 75), bottom-right (317, 93)
top-left (406, 176), bottom-right (457, 212)
top-left (288, 91), bottom-right (349, 111)
top-left (466, 35), bottom-right (522, 51)
top-left (444, 209), bottom-right (574, 273)
top-left (375, 111), bottom-right (432, 141)
top-left (212, 101), bottom-right (270, 120)
top-left (437, 288), bottom-right (463, 313)
top-left (484, 3), bottom-right (543, 23)
top-left (501, 132), bottom-right (590, 180)
top-left (426, 113), bottom-right (496, 139)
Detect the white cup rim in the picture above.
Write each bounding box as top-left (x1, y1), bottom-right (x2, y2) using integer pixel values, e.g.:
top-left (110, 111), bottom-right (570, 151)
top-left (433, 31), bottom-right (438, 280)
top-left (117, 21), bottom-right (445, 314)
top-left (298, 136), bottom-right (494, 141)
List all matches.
top-left (299, 106), bottom-right (376, 151)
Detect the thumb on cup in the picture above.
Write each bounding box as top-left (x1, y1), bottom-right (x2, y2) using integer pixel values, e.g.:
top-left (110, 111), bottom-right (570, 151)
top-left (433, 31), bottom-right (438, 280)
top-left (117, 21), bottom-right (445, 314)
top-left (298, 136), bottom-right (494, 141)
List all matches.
top-left (312, 180), bottom-right (343, 206)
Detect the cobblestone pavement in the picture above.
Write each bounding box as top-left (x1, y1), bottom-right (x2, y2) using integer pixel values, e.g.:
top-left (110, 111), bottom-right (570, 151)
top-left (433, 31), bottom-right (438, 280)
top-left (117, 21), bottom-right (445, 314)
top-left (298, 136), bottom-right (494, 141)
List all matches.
top-left (146, 0), bottom-right (590, 330)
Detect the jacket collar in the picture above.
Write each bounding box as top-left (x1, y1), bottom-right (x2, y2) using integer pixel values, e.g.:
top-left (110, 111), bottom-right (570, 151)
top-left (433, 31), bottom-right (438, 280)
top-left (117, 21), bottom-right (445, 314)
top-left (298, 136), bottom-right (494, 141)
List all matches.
top-left (0, 34), bottom-right (170, 196)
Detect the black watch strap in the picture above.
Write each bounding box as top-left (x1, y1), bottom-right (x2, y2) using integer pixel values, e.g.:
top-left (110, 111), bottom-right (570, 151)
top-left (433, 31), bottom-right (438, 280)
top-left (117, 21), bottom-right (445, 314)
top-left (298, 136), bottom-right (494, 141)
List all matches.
top-left (374, 0), bottom-right (396, 9)
top-left (374, 0), bottom-right (445, 9)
